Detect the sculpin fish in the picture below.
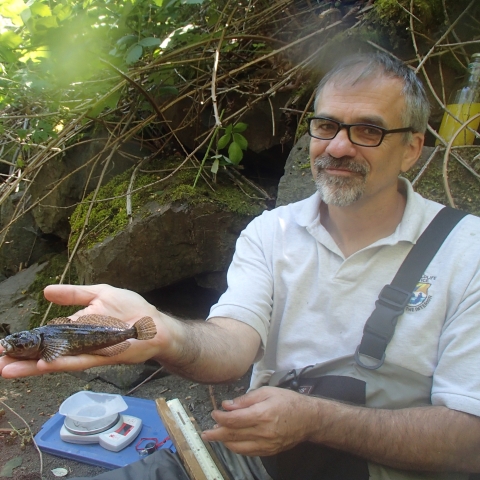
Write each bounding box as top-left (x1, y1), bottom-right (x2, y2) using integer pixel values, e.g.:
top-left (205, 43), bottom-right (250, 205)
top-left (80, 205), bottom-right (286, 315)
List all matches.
top-left (0, 315), bottom-right (157, 362)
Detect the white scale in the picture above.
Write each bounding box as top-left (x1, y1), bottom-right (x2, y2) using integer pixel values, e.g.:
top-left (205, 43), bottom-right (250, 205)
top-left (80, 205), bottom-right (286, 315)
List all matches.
top-left (58, 391), bottom-right (142, 452)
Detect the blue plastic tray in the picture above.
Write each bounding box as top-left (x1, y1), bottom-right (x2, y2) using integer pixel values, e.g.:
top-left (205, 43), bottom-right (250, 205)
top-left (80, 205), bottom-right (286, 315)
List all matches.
top-left (34, 395), bottom-right (174, 469)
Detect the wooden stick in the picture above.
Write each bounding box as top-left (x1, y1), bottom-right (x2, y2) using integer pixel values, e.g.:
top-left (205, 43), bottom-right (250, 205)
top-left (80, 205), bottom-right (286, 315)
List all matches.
top-left (156, 398), bottom-right (208, 480)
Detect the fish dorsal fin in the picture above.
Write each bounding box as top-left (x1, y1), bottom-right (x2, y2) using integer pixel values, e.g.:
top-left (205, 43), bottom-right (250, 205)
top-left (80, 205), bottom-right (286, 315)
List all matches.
top-left (133, 317), bottom-right (157, 340)
top-left (73, 315), bottom-right (129, 329)
top-left (91, 342), bottom-right (131, 357)
top-left (41, 339), bottom-right (71, 362)
top-left (47, 317), bottom-right (73, 325)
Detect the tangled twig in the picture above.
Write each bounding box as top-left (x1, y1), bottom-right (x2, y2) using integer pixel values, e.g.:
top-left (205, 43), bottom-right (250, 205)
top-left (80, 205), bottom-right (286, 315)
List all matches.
top-left (0, 399), bottom-right (43, 477)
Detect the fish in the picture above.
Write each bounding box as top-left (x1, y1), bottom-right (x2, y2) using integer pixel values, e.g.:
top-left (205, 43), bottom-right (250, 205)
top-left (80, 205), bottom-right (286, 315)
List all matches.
top-left (0, 315), bottom-right (157, 362)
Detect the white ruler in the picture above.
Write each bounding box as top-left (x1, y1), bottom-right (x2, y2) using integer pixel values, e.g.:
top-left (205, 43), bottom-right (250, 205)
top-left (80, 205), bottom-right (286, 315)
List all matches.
top-left (166, 398), bottom-right (225, 480)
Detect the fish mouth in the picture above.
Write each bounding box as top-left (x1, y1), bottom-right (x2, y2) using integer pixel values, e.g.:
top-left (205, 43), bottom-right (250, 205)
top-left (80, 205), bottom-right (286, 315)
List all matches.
top-left (0, 339), bottom-right (11, 353)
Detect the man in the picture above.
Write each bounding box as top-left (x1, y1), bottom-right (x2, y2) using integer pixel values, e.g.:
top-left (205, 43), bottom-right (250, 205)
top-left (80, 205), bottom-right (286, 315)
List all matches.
top-left (2, 52), bottom-right (480, 479)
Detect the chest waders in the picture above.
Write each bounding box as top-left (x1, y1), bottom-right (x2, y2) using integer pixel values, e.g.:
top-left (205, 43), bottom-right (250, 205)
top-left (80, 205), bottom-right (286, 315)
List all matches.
top-left (260, 207), bottom-right (472, 480)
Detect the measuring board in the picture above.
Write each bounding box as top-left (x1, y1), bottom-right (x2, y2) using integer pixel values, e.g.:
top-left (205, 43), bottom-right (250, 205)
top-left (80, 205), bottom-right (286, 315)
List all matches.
top-left (156, 398), bottom-right (226, 480)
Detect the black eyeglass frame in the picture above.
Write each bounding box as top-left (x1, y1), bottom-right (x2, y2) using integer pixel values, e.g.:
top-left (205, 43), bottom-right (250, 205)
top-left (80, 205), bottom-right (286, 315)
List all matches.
top-left (307, 116), bottom-right (416, 147)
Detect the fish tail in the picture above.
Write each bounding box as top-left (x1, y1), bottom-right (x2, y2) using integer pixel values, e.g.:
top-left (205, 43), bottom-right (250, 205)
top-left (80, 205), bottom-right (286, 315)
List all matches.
top-left (133, 317), bottom-right (157, 340)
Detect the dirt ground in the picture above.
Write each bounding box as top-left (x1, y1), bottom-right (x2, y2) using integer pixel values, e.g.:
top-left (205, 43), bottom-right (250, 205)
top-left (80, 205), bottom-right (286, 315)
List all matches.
top-left (0, 368), bottom-right (250, 480)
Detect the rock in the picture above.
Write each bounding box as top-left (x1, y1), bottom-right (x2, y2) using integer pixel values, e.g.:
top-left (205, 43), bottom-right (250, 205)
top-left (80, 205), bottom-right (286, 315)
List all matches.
top-left (0, 193), bottom-right (63, 277)
top-left (70, 360), bottom-right (168, 389)
top-left (74, 200), bottom-right (256, 293)
top-left (163, 93), bottom-right (292, 154)
top-left (0, 262), bottom-right (48, 332)
top-left (29, 135), bottom-right (149, 240)
top-left (276, 133), bottom-right (315, 206)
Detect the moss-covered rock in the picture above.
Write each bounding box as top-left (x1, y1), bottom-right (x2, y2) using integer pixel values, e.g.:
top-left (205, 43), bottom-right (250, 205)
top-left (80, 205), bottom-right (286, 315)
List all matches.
top-left (69, 158), bottom-right (265, 252)
top-left (69, 159), bottom-right (267, 293)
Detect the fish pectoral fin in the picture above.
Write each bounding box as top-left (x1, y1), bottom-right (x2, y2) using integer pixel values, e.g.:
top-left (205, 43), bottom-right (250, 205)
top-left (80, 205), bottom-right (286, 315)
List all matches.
top-left (41, 339), bottom-right (71, 362)
top-left (91, 342), bottom-right (131, 357)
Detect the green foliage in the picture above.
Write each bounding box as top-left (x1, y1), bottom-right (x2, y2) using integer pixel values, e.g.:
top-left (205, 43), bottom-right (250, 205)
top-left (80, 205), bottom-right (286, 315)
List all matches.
top-left (0, 0), bottom-right (205, 110)
top-left (216, 122), bottom-right (249, 166)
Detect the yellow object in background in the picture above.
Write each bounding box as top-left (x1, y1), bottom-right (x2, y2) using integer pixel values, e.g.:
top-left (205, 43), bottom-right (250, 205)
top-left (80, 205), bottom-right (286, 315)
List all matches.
top-left (436, 53), bottom-right (480, 147)
top-left (437, 103), bottom-right (480, 146)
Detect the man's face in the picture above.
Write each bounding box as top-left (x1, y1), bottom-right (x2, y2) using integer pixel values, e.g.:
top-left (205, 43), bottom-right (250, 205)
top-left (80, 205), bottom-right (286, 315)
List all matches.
top-left (310, 76), bottom-right (424, 208)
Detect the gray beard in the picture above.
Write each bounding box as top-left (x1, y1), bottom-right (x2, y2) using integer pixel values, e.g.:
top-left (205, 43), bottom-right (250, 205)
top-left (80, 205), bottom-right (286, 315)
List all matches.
top-left (313, 155), bottom-right (369, 207)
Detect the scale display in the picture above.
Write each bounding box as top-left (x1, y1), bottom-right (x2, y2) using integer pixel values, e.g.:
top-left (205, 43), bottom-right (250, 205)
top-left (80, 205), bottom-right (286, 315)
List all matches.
top-left (35, 396), bottom-right (174, 469)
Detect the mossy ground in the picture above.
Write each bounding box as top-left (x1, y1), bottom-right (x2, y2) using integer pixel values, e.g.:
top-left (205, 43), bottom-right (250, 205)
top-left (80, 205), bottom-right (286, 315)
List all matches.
top-left (28, 252), bottom-right (79, 328)
top-left (69, 157), bottom-right (266, 251)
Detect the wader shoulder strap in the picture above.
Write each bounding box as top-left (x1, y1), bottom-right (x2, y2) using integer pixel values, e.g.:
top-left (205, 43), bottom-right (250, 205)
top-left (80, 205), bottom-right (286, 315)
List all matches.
top-left (354, 206), bottom-right (468, 370)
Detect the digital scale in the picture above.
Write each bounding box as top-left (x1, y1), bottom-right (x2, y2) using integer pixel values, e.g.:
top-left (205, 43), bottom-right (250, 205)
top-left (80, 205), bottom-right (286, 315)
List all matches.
top-left (35, 392), bottom-right (174, 469)
top-left (57, 392), bottom-right (143, 452)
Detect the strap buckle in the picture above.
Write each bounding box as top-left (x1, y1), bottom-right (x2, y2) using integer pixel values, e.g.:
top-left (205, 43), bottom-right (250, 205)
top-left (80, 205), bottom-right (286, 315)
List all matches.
top-left (355, 285), bottom-right (412, 369)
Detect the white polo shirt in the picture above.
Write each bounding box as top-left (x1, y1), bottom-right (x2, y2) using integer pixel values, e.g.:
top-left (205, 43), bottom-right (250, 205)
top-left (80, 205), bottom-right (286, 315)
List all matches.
top-left (208, 179), bottom-right (480, 417)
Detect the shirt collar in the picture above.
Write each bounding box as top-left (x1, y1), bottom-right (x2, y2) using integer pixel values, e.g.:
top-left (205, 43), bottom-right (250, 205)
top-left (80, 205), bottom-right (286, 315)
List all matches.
top-left (296, 177), bottom-right (443, 249)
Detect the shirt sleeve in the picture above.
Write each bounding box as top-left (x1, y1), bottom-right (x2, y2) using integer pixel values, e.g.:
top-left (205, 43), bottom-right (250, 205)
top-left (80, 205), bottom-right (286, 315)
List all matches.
top-left (432, 222), bottom-right (480, 417)
top-left (207, 213), bottom-right (274, 360)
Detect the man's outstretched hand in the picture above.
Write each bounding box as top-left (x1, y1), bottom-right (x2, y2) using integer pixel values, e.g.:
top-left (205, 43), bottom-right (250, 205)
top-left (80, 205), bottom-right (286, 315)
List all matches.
top-left (0, 284), bottom-right (167, 378)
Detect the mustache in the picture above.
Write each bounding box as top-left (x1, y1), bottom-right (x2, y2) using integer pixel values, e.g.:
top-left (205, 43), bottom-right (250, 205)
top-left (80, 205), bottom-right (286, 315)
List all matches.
top-left (314, 155), bottom-right (369, 175)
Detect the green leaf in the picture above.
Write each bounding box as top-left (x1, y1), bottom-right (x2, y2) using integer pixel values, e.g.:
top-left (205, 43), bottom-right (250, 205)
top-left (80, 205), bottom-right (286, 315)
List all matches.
top-left (117, 35), bottom-right (138, 47)
top-left (183, 0), bottom-right (205, 3)
top-left (211, 158), bottom-right (219, 174)
top-left (31, 3), bottom-right (52, 17)
top-left (233, 133), bottom-right (248, 150)
top-left (139, 37), bottom-right (162, 47)
top-left (0, 31), bottom-right (22, 49)
top-left (125, 44), bottom-right (143, 64)
top-left (228, 142), bottom-right (243, 165)
top-left (16, 129), bottom-right (28, 140)
top-left (0, 0), bottom-right (27, 18)
top-left (52, 4), bottom-right (73, 22)
top-left (156, 86), bottom-right (179, 96)
top-left (217, 133), bottom-right (231, 150)
top-left (0, 46), bottom-right (18, 63)
top-left (86, 90), bottom-right (122, 118)
top-left (0, 455), bottom-right (22, 477)
top-left (153, 0), bottom-right (164, 5)
top-left (233, 122), bottom-right (248, 132)
top-left (34, 16), bottom-right (59, 30)
top-left (31, 119), bottom-right (57, 143)
top-left (225, 124), bottom-right (233, 135)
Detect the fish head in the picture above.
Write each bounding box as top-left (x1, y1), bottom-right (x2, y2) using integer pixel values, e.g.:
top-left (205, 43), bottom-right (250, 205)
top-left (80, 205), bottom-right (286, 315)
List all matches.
top-left (0, 331), bottom-right (43, 359)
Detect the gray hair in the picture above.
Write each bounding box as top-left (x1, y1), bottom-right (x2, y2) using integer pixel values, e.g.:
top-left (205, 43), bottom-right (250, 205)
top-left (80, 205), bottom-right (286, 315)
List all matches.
top-left (314, 52), bottom-right (430, 136)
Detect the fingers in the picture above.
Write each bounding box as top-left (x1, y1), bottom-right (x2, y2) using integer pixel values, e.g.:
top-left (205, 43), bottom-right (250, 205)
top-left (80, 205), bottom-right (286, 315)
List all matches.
top-left (0, 358), bottom-right (47, 378)
top-left (0, 353), bottom-right (117, 378)
top-left (210, 406), bottom-right (261, 429)
top-left (220, 387), bottom-right (270, 411)
top-left (44, 284), bottom-right (110, 306)
top-left (202, 424), bottom-right (254, 443)
top-left (202, 424), bottom-right (282, 456)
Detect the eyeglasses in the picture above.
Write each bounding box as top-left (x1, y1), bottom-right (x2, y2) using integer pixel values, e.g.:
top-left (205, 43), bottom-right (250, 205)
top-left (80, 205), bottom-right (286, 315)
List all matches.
top-left (307, 117), bottom-right (415, 147)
